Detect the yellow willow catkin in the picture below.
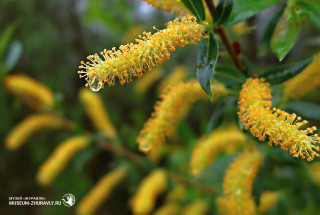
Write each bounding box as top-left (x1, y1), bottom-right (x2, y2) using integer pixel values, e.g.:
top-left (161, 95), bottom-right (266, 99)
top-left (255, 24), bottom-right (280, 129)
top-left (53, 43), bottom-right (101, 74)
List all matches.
top-left (78, 16), bottom-right (203, 90)
top-left (79, 88), bottom-right (117, 140)
top-left (137, 80), bottom-right (226, 152)
top-left (154, 202), bottom-right (180, 215)
top-left (259, 191), bottom-right (281, 214)
top-left (309, 162), bottom-right (320, 186)
top-left (284, 53), bottom-right (320, 100)
top-left (238, 78), bottom-right (320, 161)
top-left (141, 0), bottom-right (191, 16)
top-left (190, 126), bottom-right (247, 176)
top-left (182, 200), bottom-right (209, 215)
top-left (5, 114), bottom-right (63, 150)
top-left (130, 169), bottom-right (167, 215)
top-left (156, 65), bottom-right (187, 95)
top-left (37, 136), bottom-right (89, 186)
top-left (217, 149), bottom-right (263, 215)
top-left (4, 74), bottom-right (54, 107)
top-left (134, 68), bottom-right (163, 94)
top-left (77, 166), bottom-right (127, 215)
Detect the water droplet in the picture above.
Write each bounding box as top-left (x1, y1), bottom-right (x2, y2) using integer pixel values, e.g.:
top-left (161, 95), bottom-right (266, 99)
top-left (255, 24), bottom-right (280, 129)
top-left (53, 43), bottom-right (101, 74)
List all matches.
top-left (89, 76), bottom-right (102, 92)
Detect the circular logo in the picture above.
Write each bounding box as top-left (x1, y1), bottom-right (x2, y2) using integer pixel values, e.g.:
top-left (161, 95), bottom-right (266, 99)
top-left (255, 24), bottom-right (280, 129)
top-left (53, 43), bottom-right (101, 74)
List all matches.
top-left (62, 194), bottom-right (75, 207)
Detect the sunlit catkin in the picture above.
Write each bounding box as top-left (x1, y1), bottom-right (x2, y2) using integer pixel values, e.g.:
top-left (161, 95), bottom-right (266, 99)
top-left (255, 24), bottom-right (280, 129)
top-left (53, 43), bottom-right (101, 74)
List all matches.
top-left (190, 126), bottom-right (246, 176)
top-left (77, 166), bottom-right (127, 215)
top-left (182, 200), bottom-right (209, 215)
top-left (4, 74), bottom-right (54, 108)
top-left (217, 149), bottom-right (263, 215)
top-left (5, 114), bottom-right (62, 150)
top-left (238, 78), bottom-right (320, 161)
top-left (137, 80), bottom-right (226, 152)
top-left (78, 16), bottom-right (203, 90)
top-left (284, 53), bottom-right (320, 100)
top-left (79, 88), bottom-right (117, 140)
top-left (130, 169), bottom-right (167, 215)
top-left (37, 136), bottom-right (89, 186)
top-left (259, 191), bottom-right (281, 214)
top-left (141, 0), bottom-right (190, 15)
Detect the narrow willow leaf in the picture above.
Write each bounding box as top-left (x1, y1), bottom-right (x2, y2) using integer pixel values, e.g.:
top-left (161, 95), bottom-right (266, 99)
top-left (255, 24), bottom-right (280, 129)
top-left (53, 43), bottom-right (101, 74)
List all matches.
top-left (226, 0), bottom-right (283, 26)
top-left (5, 41), bottom-right (23, 71)
top-left (259, 6), bottom-right (285, 56)
top-left (259, 58), bottom-right (313, 85)
top-left (271, 8), bottom-right (301, 61)
top-left (0, 23), bottom-right (18, 60)
top-left (297, 0), bottom-right (320, 31)
top-left (197, 32), bottom-right (219, 100)
top-left (285, 102), bottom-right (320, 120)
top-left (213, 0), bottom-right (234, 27)
top-left (214, 66), bottom-right (245, 90)
top-left (181, 0), bottom-right (206, 22)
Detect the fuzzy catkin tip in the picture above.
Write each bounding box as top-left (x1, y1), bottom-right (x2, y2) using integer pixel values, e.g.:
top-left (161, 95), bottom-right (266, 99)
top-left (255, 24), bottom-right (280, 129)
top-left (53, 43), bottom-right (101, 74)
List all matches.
top-left (78, 16), bottom-right (203, 91)
top-left (238, 78), bottom-right (320, 161)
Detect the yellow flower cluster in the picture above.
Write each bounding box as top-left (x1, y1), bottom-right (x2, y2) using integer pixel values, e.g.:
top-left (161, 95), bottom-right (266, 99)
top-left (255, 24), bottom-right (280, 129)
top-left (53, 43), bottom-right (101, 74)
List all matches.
top-left (190, 126), bottom-right (246, 176)
top-left (309, 162), bottom-right (320, 186)
top-left (154, 202), bottom-right (180, 215)
top-left (134, 68), bottom-right (163, 94)
top-left (217, 149), bottom-right (263, 215)
top-left (77, 166), bottom-right (127, 215)
top-left (78, 16), bottom-right (203, 90)
top-left (137, 80), bottom-right (226, 152)
top-left (79, 88), bottom-right (117, 140)
top-left (156, 65), bottom-right (187, 94)
top-left (259, 191), bottom-right (281, 214)
top-left (141, 0), bottom-right (190, 16)
top-left (4, 74), bottom-right (54, 108)
top-left (37, 136), bottom-right (89, 186)
top-left (5, 114), bottom-right (63, 150)
top-left (182, 199), bottom-right (209, 215)
top-left (284, 53), bottom-right (320, 100)
top-left (238, 78), bottom-right (320, 161)
top-left (130, 169), bottom-right (167, 215)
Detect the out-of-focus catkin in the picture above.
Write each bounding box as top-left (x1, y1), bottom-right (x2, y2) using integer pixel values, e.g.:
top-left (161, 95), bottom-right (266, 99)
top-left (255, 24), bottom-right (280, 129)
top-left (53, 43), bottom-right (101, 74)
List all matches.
top-left (78, 16), bottom-right (203, 90)
top-left (141, 0), bottom-right (191, 16)
top-left (182, 199), bottom-right (209, 215)
top-left (134, 68), bottom-right (163, 94)
top-left (37, 136), bottom-right (89, 186)
top-left (77, 166), bottom-right (127, 215)
top-left (284, 53), bottom-right (320, 100)
top-left (4, 74), bottom-right (54, 108)
top-left (79, 88), bottom-right (117, 140)
top-left (238, 78), bottom-right (320, 161)
top-left (217, 149), bottom-right (263, 215)
top-left (156, 65), bottom-right (187, 94)
top-left (130, 169), bottom-right (167, 215)
top-left (154, 202), bottom-right (180, 215)
top-left (309, 162), bottom-right (320, 186)
top-left (5, 114), bottom-right (63, 150)
top-left (259, 191), bottom-right (281, 214)
top-left (137, 80), bottom-right (226, 152)
top-left (190, 126), bottom-right (246, 176)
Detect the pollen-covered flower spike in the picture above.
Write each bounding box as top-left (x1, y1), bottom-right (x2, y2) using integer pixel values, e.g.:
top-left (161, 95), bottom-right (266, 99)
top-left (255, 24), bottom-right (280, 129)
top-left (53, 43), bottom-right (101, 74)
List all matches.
top-left (217, 149), bottom-right (263, 215)
top-left (78, 16), bottom-right (204, 91)
top-left (238, 78), bottom-right (320, 161)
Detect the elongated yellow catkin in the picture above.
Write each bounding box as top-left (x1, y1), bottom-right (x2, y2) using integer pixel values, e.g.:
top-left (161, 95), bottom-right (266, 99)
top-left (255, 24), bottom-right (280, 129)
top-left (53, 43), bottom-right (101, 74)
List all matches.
top-left (141, 0), bottom-right (191, 16)
top-left (182, 199), bottom-right (209, 215)
top-left (154, 202), bottom-right (180, 215)
top-left (37, 136), bottom-right (89, 186)
top-left (78, 16), bottom-right (203, 90)
top-left (166, 185), bottom-right (186, 202)
top-left (134, 68), bottom-right (163, 94)
top-left (284, 53), bottom-right (320, 100)
top-left (137, 80), bottom-right (226, 152)
top-left (259, 191), bottom-right (281, 214)
top-left (238, 78), bottom-right (320, 161)
top-left (217, 149), bottom-right (263, 215)
top-left (156, 65), bottom-right (187, 94)
top-left (5, 114), bottom-right (63, 150)
top-left (79, 88), bottom-right (117, 140)
top-left (77, 166), bottom-right (127, 215)
top-left (309, 162), bottom-right (320, 186)
top-left (4, 74), bottom-right (54, 108)
top-left (190, 126), bottom-right (247, 176)
top-left (130, 169), bottom-right (167, 215)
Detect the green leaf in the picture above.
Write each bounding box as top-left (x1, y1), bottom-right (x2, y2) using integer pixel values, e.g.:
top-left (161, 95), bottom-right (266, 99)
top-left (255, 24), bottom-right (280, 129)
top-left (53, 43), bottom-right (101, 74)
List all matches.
top-left (226, 0), bottom-right (283, 26)
top-left (213, 0), bottom-right (234, 27)
top-left (0, 23), bottom-right (18, 61)
top-left (214, 66), bottom-right (246, 89)
top-left (297, 0), bottom-right (320, 31)
top-left (284, 101), bottom-right (320, 120)
top-left (259, 58), bottom-right (313, 85)
top-left (259, 6), bottom-right (285, 56)
top-left (197, 32), bottom-right (219, 100)
top-left (5, 41), bottom-right (23, 71)
top-left (181, 0), bottom-right (206, 22)
top-left (271, 7), bottom-right (301, 61)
